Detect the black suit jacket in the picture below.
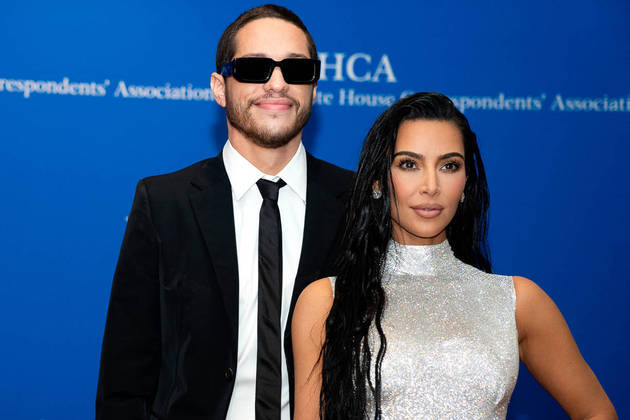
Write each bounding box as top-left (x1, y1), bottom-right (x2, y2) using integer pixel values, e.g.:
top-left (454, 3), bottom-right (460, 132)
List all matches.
top-left (96, 153), bottom-right (353, 420)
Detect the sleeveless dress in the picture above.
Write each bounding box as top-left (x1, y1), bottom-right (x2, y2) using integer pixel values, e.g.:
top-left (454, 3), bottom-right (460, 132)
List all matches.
top-left (345, 240), bottom-right (519, 419)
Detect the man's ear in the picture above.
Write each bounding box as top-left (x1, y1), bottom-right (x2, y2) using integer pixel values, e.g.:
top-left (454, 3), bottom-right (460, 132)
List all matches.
top-left (311, 83), bottom-right (317, 105)
top-left (210, 72), bottom-right (227, 108)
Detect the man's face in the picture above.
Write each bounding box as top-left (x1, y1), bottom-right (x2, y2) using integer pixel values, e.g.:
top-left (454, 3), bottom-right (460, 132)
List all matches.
top-left (221, 18), bottom-right (316, 149)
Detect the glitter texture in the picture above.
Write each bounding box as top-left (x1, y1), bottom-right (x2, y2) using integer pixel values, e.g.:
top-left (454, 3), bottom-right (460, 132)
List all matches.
top-left (366, 240), bottom-right (519, 419)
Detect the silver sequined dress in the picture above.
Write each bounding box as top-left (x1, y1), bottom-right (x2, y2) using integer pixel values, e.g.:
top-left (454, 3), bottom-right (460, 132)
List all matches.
top-left (365, 240), bottom-right (519, 419)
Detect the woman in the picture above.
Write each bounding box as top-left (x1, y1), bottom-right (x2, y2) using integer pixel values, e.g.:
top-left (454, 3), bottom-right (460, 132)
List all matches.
top-left (292, 92), bottom-right (616, 419)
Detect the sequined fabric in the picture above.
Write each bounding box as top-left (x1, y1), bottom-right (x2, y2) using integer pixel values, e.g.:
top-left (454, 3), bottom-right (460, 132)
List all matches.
top-left (366, 240), bottom-right (519, 419)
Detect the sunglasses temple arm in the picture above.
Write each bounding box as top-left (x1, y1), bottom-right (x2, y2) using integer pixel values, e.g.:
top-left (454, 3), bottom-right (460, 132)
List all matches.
top-left (220, 61), bottom-right (233, 76)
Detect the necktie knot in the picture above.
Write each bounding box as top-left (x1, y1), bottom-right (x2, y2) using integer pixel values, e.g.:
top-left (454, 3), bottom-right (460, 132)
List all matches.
top-left (256, 178), bottom-right (286, 202)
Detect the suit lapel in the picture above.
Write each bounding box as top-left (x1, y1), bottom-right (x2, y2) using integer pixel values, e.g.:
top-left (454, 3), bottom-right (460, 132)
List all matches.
top-left (295, 154), bottom-right (343, 286)
top-left (189, 155), bottom-right (239, 342)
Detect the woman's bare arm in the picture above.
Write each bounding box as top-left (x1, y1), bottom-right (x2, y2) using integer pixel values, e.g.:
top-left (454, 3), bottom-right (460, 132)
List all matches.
top-left (514, 276), bottom-right (617, 419)
top-left (292, 278), bottom-right (334, 420)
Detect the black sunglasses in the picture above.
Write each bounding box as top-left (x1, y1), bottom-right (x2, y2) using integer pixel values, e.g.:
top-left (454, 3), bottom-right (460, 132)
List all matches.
top-left (220, 57), bottom-right (321, 84)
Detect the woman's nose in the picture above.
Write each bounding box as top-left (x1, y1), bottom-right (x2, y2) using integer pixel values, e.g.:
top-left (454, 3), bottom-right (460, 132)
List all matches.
top-left (420, 171), bottom-right (439, 196)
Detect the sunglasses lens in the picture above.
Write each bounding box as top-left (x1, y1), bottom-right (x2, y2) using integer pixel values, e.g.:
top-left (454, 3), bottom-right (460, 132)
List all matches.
top-left (280, 59), bottom-right (320, 84)
top-left (229, 57), bottom-right (320, 84)
top-left (232, 58), bottom-right (273, 83)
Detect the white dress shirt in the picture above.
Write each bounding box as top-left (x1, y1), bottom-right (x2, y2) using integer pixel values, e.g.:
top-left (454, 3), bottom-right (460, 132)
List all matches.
top-left (223, 140), bottom-right (306, 420)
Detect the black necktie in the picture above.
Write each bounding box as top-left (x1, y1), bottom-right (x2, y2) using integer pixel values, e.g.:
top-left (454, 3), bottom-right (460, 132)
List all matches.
top-left (255, 178), bottom-right (286, 420)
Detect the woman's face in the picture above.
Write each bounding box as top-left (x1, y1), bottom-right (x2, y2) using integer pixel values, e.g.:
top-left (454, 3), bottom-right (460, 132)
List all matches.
top-left (388, 119), bottom-right (467, 245)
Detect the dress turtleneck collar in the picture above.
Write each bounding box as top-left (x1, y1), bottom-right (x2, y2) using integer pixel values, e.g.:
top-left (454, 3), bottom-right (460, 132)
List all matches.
top-left (383, 239), bottom-right (456, 276)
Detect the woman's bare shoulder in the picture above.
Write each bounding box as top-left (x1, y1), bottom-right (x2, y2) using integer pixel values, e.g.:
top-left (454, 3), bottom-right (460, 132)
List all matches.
top-left (293, 278), bottom-right (335, 325)
top-left (512, 275), bottom-right (549, 307)
top-left (298, 277), bottom-right (334, 304)
top-left (511, 275), bottom-right (567, 345)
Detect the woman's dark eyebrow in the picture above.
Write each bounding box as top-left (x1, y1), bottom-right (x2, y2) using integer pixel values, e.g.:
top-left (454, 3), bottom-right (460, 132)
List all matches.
top-left (439, 152), bottom-right (464, 160)
top-left (392, 151), bottom-right (464, 160)
top-left (392, 151), bottom-right (422, 159)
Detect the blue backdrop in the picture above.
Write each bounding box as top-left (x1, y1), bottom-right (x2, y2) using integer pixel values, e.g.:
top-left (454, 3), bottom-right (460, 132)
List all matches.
top-left (1, 1), bottom-right (628, 419)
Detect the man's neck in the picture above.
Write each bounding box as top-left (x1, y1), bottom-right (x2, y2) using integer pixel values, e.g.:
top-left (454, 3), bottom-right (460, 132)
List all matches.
top-left (227, 129), bottom-right (302, 176)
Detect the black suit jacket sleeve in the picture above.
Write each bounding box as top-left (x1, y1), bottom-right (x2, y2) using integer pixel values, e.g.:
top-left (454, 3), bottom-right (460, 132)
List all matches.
top-left (97, 180), bottom-right (161, 420)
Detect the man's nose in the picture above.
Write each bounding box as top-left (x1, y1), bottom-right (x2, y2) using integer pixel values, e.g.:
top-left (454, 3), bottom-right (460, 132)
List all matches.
top-left (264, 66), bottom-right (288, 92)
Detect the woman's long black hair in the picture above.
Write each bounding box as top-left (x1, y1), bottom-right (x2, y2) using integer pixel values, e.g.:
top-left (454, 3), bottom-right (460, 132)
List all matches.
top-left (320, 92), bottom-right (491, 419)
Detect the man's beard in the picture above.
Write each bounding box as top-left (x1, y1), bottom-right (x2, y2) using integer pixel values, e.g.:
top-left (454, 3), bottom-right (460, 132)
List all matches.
top-left (225, 90), bottom-right (313, 149)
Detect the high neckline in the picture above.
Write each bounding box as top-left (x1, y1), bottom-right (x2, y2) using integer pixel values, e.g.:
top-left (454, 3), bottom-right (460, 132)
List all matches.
top-left (384, 239), bottom-right (456, 276)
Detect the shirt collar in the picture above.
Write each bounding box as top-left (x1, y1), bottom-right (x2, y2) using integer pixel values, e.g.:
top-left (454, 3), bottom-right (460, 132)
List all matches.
top-left (222, 140), bottom-right (307, 202)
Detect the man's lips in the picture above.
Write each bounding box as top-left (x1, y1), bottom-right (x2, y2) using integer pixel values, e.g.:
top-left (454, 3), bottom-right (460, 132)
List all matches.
top-left (412, 204), bottom-right (443, 218)
top-left (254, 98), bottom-right (293, 111)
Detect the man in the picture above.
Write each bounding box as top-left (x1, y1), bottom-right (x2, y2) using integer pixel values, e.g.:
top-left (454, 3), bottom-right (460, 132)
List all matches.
top-left (96, 4), bottom-right (353, 420)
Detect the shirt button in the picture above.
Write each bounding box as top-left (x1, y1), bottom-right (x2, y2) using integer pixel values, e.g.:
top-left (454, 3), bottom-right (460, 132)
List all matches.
top-left (224, 368), bottom-right (234, 381)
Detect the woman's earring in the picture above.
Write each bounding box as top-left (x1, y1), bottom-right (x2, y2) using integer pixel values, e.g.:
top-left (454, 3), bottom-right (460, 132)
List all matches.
top-left (460, 192), bottom-right (465, 203)
top-left (372, 189), bottom-right (382, 199)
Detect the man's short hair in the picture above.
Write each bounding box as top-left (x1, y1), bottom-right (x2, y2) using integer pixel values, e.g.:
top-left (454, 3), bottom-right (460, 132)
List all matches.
top-left (215, 4), bottom-right (318, 73)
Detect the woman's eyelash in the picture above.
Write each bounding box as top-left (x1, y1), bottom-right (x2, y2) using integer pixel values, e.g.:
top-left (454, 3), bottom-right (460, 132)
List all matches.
top-left (395, 158), bottom-right (462, 172)
top-left (397, 158), bottom-right (417, 170)
top-left (442, 161), bottom-right (462, 172)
